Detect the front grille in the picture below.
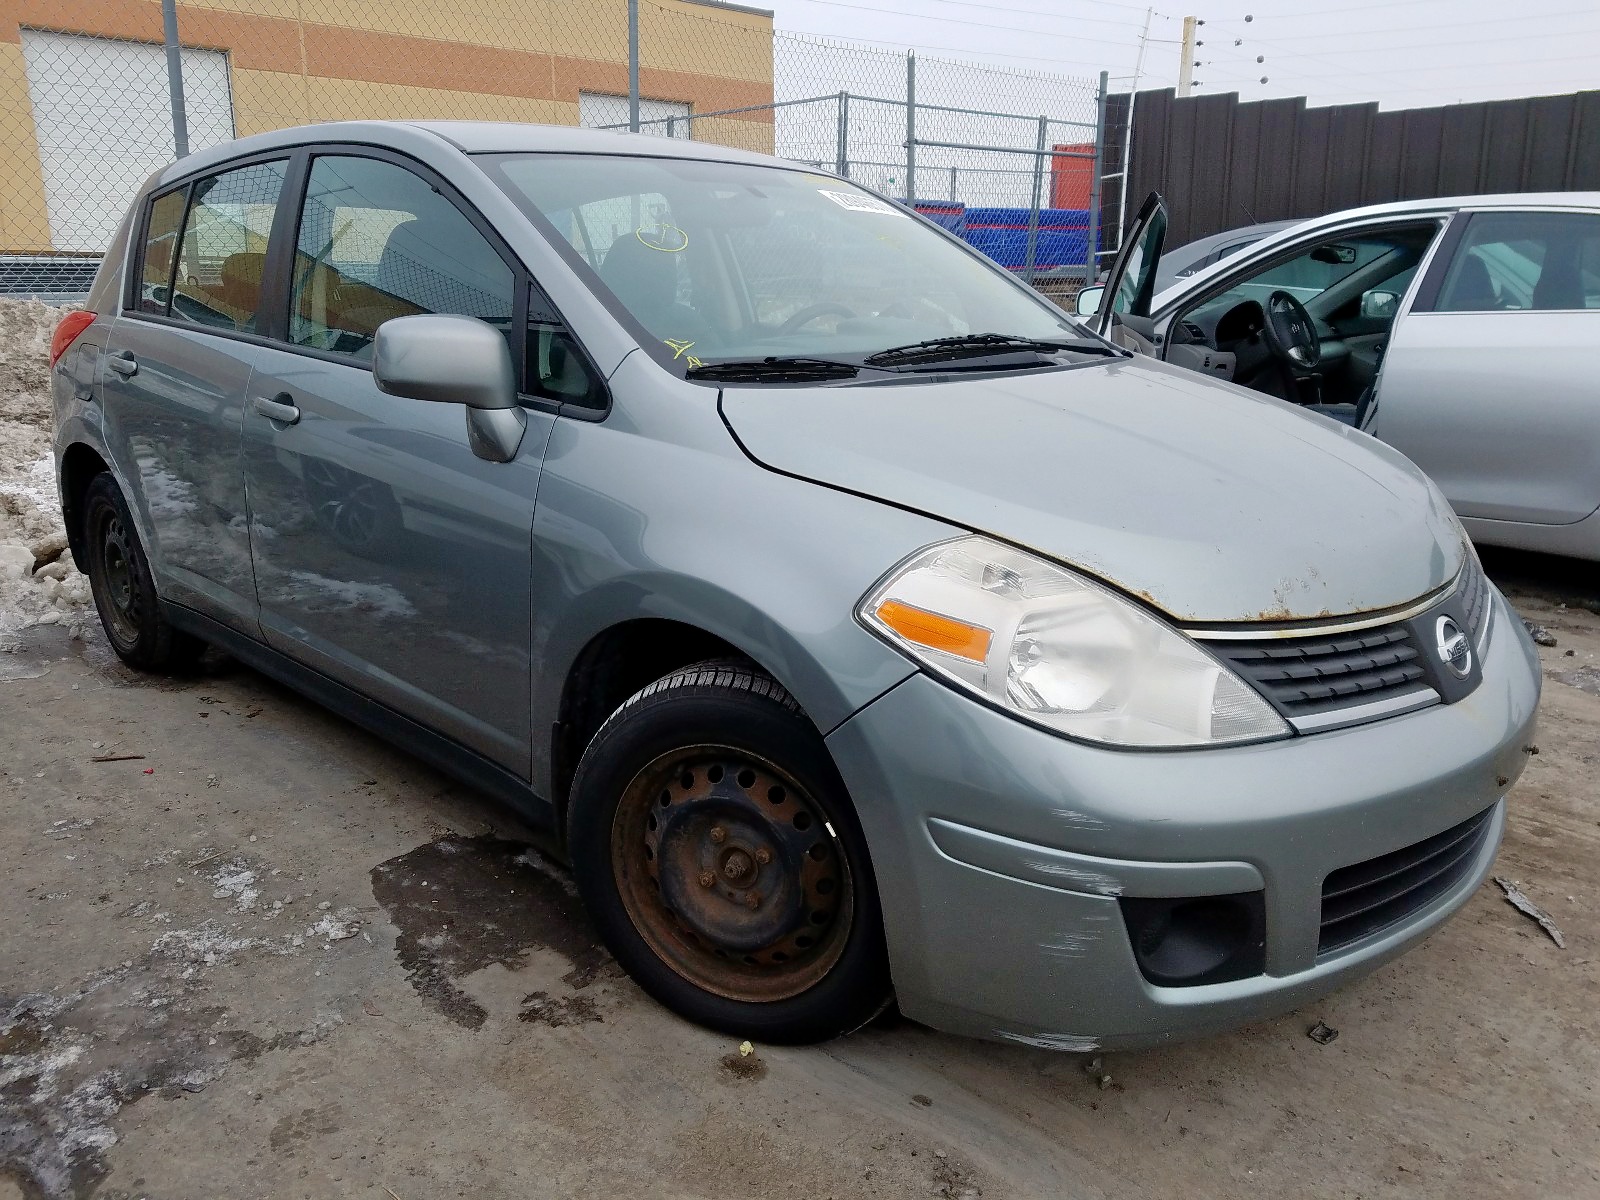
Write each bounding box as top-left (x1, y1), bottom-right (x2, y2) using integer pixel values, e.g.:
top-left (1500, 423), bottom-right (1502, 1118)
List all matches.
top-left (1209, 624), bottom-right (1428, 719)
top-left (1319, 806), bottom-right (1494, 954)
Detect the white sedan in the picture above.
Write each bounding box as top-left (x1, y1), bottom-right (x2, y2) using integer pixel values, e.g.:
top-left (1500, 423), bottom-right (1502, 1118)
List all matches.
top-left (1080, 192), bottom-right (1600, 561)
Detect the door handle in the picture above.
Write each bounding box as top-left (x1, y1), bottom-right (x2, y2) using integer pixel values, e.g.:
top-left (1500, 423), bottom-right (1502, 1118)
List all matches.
top-left (252, 394), bottom-right (301, 425)
top-left (106, 350), bottom-right (137, 378)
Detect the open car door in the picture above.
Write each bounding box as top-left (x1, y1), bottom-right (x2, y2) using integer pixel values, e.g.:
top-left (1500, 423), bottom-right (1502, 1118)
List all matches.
top-left (1079, 192), bottom-right (1167, 351)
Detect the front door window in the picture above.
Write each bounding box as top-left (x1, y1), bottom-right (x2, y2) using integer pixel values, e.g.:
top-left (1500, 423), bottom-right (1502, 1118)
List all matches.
top-left (288, 155), bottom-right (516, 362)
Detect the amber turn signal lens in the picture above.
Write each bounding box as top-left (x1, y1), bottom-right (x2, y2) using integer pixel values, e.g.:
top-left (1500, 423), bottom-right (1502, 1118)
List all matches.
top-left (874, 599), bottom-right (992, 663)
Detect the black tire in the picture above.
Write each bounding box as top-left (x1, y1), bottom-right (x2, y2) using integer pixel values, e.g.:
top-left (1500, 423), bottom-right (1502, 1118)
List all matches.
top-left (568, 660), bottom-right (891, 1044)
top-left (81, 473), bottom-right (206, 672)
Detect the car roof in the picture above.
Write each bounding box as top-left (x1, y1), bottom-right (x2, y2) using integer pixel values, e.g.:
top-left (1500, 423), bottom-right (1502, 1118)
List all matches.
top-left (156, 119), bottom-right (790, 187)
top-left (1166, 219), bottom-right (1303, 259)
top-left (1168, 194), bottom-right (1600, 263)
top-left (1290, 192), bottom-right (1600, 222)
top-left (1150, 190), bottom-right (1600, 308)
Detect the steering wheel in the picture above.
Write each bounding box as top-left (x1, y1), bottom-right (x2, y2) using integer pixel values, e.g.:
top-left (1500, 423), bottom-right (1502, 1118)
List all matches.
top-left (1261, 290), bottom-right (1321, 373)
top-left (777, 302), bottom-right (856, 335)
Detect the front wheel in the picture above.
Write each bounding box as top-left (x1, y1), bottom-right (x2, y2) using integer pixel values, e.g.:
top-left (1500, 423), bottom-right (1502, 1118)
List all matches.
top-left (568, 661), bottom-right (890, 1043)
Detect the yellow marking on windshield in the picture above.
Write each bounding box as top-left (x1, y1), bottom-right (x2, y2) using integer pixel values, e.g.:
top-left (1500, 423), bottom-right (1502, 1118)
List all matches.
top-left (637, 223), bottom-right (689, 252)
top-left (664, 338), bottom-right (696, 359)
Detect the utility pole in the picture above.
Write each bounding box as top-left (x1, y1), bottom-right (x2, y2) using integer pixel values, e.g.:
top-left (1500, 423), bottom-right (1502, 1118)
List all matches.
top-left (1116, 5), bottom-right (1155, 249)
top-left (904, 51), bottom-right (916, 204)
top-left (1177, 15), bottom-right (1197, 98)
top-left (628, 0), bottom-right (641, 131)
top-left (161, 0), bottom-right (189, 158)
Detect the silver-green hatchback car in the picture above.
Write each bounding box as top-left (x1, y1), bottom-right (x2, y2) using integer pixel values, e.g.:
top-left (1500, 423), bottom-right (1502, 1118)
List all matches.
top-left (48, 122), bottom-right (1541, 1050)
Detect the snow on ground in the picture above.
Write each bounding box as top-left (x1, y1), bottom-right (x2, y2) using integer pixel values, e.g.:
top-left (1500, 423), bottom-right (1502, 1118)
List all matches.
top-left (0, 298), bottom-right (94, 643)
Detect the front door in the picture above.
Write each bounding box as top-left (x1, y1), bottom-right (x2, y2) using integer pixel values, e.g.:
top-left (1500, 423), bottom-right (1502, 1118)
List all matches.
top-left (99, 158), bottom-right (289, 633)
top-left (241, 152), bottom-right (553, 773)
top-left (1155, 218), bottom-right (1446, 416)
top-left (1091, 191), bottom-right (1167, 344)
top-left (1376, 209), bottom-right (1600, 526)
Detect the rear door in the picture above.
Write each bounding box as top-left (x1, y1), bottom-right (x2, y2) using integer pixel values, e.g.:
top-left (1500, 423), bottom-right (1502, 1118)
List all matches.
top-left (241, 149), bottom-right (559, 773)
top-left (99, 156), bottom-right (289, 634)
top-left (1376, 208), bottom-right (1600, 525)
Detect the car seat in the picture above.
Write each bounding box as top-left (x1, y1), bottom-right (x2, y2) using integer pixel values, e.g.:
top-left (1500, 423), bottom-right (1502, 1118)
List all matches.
top-left (1441, 252), bottom-right (1501, 311)
top-left (598, 233), bottom-right (712, 350)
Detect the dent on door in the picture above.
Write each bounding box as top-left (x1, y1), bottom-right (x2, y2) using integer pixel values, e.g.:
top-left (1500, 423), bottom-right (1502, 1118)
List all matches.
top-left (240, 352), bottom-right (555, 770)
top-left (98, 321), bottom-right (260, 629)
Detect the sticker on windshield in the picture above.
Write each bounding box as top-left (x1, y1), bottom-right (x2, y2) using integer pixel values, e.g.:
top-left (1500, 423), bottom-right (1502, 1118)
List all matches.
top-left (818, 190), bottom-right (905, 216)
top-left (636, 223), bottom-right (689, 252)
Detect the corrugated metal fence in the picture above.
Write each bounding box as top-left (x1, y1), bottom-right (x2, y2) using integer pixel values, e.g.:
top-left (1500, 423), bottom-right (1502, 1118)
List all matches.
top-left (1118, 86), bottom-right (1600, 249)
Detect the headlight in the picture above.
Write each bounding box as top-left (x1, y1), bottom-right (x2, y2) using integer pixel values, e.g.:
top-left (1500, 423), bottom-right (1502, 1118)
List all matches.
top-left (858, 536), bottom-right (1290, 748)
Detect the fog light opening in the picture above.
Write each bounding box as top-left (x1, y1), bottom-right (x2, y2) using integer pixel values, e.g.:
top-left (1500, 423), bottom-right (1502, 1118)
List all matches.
top-left (1120, 891), bottom-right (1266, 987)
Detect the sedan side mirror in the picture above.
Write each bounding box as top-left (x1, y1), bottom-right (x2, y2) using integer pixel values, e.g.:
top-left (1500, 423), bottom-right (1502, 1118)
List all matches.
top-left (1074, 285), bottom-right (1105, 318)
top-left (1360, 289), bottom-right (1400, 322)
top-left (373, 314), bottom-right (517, 410)
top-left (373, 314), bottom-right (525, 463)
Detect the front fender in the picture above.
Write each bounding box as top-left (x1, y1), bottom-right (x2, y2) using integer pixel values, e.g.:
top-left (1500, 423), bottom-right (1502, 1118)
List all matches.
top-left (526, 372), bottom-right (955, 800)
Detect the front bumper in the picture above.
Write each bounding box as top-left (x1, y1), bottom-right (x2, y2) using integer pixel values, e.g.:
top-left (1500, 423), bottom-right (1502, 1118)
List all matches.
top-left (825, 589), bottom-right (1541, 1051)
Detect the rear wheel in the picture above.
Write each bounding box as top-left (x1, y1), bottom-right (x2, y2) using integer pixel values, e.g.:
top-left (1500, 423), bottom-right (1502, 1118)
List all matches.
top-left (81, 473), bottom-right (205, 671)
top-left (568, 660), bottom-right (890, 1043)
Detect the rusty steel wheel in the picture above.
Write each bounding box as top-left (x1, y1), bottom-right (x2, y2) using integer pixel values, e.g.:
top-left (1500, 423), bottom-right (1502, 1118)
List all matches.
top-left (568, 660), bottom-right (890, 1043)
top-left (612, 747), bottom-right (853, 1003)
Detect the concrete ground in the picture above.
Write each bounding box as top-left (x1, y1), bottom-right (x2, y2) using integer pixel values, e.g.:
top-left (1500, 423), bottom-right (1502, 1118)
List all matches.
top-left (2, 549), bottom-right (1597, 1200)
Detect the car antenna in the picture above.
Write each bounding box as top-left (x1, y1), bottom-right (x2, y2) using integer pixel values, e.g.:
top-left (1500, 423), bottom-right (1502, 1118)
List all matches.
top-left (1239, 199), bottom-right (1260, 224)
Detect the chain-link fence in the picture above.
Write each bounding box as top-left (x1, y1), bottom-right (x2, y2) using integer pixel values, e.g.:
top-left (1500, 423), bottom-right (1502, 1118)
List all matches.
top-left (2, 0), bottom-right (1108, 303)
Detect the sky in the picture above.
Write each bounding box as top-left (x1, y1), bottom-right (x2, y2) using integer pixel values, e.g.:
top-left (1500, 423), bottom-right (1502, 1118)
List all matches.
top-left (766, 0), bottom-right (1600, 113)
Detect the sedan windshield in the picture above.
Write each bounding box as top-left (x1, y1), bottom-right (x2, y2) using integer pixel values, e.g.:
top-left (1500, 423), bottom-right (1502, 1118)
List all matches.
top-left (480, 152), bottom-right (1087, 371)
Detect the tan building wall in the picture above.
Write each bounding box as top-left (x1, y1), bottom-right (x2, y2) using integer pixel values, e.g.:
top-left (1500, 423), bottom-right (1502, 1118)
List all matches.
top-left (1, 0), bottom-right (774, 253)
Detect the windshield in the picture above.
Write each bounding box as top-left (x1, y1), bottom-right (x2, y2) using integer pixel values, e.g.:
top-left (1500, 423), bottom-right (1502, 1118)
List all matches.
top-left (480, 153), bottom-right (1083, 369)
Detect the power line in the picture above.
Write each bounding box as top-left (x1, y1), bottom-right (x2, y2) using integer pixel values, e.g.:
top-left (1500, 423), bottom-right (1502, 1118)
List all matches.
top-left (1232, 0), bottom-right (1472, 17)
top-left (814, 0), bottom-right (1175, 31)
top-left (790, 27), bottom-right (1122, 71)
top-left (1218, 46), bottom-right (1600, 77)
top-left (1211, 8), bottom-right (1600, 50)
top-left (781, 0), bottom-right (1148, 49)
top-left (1196, 71), bottom-right (1600, 102)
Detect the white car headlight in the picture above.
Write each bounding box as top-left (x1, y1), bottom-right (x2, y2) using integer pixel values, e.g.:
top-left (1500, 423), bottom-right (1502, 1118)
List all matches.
top-left (858, 536), bottom-right (1290, 748)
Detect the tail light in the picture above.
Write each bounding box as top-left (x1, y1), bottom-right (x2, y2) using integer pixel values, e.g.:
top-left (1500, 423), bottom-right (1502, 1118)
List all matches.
top-left (49, 310), bottom-right (97, 368)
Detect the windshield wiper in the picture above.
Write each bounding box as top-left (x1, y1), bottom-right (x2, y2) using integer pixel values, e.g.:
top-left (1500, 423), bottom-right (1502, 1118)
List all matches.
top-left (863, 333), bottom-right (1122, 368)
top-left (686, 357), bottom-right (860, 383)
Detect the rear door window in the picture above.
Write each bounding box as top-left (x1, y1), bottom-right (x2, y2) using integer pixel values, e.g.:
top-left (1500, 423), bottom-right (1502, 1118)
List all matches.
top-left (169, 160), bottom-right (288, 332)
top-left (287, 155), bottom-right (515, 362)
top-left (1431, 211), bottom-right (1600, 312)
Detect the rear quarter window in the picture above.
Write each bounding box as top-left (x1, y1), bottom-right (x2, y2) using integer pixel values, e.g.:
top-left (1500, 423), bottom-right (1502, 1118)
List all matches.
top-left (133, 188), bottom-right (188, 315)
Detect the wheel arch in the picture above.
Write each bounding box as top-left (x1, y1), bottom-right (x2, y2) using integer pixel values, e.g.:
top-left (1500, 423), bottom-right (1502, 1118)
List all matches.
top-left (59, 441), bottom-right (113, 572)
top-left (539, 568), bottom-right (915, 835)
top-left (550, 617), bottom-right (756, 816)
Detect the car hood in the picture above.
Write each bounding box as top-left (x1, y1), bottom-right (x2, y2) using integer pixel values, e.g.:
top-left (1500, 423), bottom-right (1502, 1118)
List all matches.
top-left (720, 357), bottom-right (1464, 623)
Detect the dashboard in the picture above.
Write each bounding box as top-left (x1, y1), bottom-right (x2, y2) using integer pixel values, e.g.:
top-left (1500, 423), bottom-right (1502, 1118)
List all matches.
top-left (1166, 297), bottom-right (1349, 387)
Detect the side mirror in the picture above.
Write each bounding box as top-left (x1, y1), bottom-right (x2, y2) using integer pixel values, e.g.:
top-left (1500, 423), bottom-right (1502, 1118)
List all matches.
top-left (373, 314), bottom-right (525, 463)
top-left (1074, 285), bottom-right (1105, 318)
top-left (373, 314), bottom-right (516, 411)
top-left (1360, 289), bottom-right (1399, 322)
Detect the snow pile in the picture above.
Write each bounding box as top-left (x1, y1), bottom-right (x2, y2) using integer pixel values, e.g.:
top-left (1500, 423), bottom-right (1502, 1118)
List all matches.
top-left (0, 298), bottom-right (94, 641)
